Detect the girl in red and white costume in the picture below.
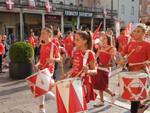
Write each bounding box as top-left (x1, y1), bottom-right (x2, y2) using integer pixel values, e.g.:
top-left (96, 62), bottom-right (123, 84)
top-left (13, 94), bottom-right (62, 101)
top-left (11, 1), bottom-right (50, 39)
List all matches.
top-left (63, 31), bottom-right (97, 104)
top-left (36, 27), bottom-right (60, 113)
top-left (92, 34), bottom-right (116, 106)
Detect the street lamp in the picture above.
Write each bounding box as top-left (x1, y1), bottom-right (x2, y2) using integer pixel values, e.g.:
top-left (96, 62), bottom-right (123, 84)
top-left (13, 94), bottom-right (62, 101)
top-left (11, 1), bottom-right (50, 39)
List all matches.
top-left (103, 8), bottom-right (107, 31)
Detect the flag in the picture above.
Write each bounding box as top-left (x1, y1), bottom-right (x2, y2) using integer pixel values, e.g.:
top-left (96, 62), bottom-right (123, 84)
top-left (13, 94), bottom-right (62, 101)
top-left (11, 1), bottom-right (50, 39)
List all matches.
top-left (6, 0), bottom-right (14, 10)
top-left (115, 21), bottom-right (120, 38)
top-left (28, 0), bottom-right (36, 8)
top-left (57, 27), bottom-right (62, 37)
top-left (45, 1), bottom-right (52, 13)
top-left (92, 22), bottom-right (102, 40)
top-left (125, 22), bottom-right (132, 36)
top-left (26, 68), bottom-right (54, 97)
top-left (103, 8), bottom-right (107, 16)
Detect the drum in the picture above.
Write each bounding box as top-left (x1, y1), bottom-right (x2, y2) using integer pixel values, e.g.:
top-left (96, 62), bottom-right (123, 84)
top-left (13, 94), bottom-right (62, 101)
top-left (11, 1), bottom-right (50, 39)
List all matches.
top-left (26, 68), bottom-right (54, 97)
top-left (119, 71), bottom-right (148, 101)
top-left (55, 78), bottom-right (87, 113)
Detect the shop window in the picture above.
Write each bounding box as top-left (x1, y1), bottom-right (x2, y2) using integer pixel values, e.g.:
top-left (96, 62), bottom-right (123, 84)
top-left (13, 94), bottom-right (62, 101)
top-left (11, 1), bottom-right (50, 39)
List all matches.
top-left (121, 5), bottom-right (125, 14)
top-left (131, 6), bottom-right (134, 15)
top-left (147, 5), bottom-right (150, 14)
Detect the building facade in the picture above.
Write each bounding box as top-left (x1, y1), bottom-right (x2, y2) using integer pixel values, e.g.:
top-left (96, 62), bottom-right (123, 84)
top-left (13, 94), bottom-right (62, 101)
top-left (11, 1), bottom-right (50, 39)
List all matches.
top-left (0, 0), bottom-right (117, 40)
top-left (117, 0), bottom-right (140, 26)
top-left (140, 0), bottom-right (150, 25)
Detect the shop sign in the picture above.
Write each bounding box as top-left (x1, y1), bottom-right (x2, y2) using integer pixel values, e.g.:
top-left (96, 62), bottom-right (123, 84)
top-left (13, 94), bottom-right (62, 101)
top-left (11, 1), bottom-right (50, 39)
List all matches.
top-left (64, 10), bottom-right (93, 17)
top-left (45, 15), bottom-right (61, 23)
top-left (79, 12), bottom-right (93, 17)
top-left (64, 10), bottom-right (78, 16)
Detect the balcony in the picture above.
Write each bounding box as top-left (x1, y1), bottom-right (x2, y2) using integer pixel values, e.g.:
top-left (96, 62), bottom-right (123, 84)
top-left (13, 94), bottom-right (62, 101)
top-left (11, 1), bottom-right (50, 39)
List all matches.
top-left (0, 0), bottom-right (117, 16)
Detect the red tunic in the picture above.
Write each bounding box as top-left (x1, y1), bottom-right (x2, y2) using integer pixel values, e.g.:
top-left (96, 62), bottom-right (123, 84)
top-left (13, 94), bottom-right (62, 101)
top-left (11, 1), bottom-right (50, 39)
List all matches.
top-left (63, 36), bottom-right (74, 58)
top-left (71, 49), bottom-right (97, 102)
top-left (40, 42), bottom-right (59, 74)
top-left (118, 35), bottom-right (129, 52)
top-left (92, 47), bottom-right (112, 91)
top-left (123, 41), bottom-right (150, 71)
top-left (0, 43), bottom-right (5, 55)
top-left (28, 36), bottom-right (37, 48)
top-left (71, 49), bottom-right (95, 77)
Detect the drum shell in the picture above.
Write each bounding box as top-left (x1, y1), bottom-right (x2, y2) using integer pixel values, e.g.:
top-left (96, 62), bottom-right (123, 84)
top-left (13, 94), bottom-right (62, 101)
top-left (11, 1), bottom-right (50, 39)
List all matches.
top-left (118, 72), bottom-right (148, 101)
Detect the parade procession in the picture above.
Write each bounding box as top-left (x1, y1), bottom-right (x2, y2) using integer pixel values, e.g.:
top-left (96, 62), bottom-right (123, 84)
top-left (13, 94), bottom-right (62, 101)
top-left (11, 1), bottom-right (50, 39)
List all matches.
top-left (0, 0), bottom-right (150, 113)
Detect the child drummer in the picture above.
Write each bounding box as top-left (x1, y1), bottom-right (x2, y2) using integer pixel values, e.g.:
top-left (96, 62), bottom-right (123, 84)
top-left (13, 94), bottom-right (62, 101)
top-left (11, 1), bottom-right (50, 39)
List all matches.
top-left (35, 27), bottom-right (60, 113)
top-left (62, 31), bottom-right (97, 107)
top-left (118, 23), bottom-right (150, 113)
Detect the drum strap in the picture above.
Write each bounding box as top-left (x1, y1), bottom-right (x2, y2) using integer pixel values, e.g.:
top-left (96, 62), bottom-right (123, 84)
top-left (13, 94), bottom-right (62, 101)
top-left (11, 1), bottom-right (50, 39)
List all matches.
top-left (83, 50), bottom-right (89, 66)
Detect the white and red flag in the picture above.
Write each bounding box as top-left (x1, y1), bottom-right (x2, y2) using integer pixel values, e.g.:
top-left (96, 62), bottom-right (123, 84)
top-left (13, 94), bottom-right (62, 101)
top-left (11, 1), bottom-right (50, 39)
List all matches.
top-left (125, 22), bottom-right (132, 36)
top-left (26, 68), bottom-right (54, 97)
top-left (115, 21), bottom-right (120, 38)
top-left (28, 0), bottom-right (36, 8)
top-left (45, 1), bottom-right (52, 13)
top-left (6, 0), bottom-right (14, 10)
top-left (92, 22), bottom-right (102, 40)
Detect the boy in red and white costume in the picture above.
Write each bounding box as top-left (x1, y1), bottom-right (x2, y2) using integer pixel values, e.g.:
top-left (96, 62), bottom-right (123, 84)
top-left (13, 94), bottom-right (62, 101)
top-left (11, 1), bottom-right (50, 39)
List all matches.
top-left (119, 23), bottom-right (150, 113)
top-left (63, 31), bottom-right (74, 67)
top-left (36, 27), bottom-right (60, 113)
top-left (118, 28), bottom-right (130, 53)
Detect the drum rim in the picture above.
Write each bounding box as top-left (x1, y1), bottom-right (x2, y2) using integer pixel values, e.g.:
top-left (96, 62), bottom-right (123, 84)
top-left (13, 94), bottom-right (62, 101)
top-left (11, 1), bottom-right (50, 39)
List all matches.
top-left (118, 71), bottom-right (148, 78)
top-left (56, 77), bottom-right (81, 84)
top-left (26, 68), bottom-right (51, 80)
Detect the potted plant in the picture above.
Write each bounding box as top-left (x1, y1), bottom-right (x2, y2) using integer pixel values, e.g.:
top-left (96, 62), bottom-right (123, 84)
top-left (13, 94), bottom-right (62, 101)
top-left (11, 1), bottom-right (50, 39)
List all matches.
top-left (9, 41), bottom-right (34, 79)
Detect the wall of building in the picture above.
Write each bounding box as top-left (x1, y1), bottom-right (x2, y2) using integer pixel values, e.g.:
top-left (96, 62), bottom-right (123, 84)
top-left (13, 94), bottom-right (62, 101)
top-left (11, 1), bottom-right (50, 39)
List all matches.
top-left (118, 0), bottom-right (139, 26)
top-left (52, 0), bottom-right (76, 5)
top-left (140, 0), bottom-right (150, 24)
top-left (0, 12), bottom-right (20, 35)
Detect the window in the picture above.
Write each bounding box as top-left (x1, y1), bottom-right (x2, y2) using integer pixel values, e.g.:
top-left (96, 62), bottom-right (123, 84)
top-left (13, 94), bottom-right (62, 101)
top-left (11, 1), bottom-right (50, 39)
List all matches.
top-left (79, 0), bottom-right (83, 4)
top-left (131, 6), bottom-right (134, 15)
top-left (147, 5), bottom-right (150, 14)
top-left (121, 5), bottom-right (125, 14)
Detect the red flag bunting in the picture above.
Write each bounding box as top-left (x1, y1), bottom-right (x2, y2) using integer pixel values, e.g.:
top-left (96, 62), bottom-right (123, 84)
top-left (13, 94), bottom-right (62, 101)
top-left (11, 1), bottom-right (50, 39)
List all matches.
top-left (45, 1), bottom-right (52, 13)
top-left (6, 0), bottom-right (14, 10)
top-left (28, 0), bottom-right (36, 8)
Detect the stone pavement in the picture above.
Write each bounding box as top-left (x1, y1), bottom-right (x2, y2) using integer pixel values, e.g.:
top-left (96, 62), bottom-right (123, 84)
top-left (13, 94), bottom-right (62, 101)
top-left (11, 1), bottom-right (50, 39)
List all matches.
top-left (0, 67), bottom-right (149, 113)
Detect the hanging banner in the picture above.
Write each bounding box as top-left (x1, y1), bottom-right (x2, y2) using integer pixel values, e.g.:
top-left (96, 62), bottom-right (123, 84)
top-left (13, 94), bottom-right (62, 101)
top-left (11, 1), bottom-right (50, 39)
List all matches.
top-left (45, 1), bottom-right (52, 13)
top-left (115, 21), bottom-right (120, 38)
top-left (28, 0), bottom-right (36, 8)
top-left (6, 0), bottom-right (14, 10)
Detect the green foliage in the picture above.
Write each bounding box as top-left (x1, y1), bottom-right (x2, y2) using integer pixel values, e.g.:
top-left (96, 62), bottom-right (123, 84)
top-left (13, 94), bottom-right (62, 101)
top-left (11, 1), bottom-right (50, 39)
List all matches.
top-left (9, 42), bottom-right (34, 63)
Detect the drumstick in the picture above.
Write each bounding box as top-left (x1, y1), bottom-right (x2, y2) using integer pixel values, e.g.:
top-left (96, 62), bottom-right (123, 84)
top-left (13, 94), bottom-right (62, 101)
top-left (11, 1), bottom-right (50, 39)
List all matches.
top-left (126, 48), bottom-right (135, 58)
top-left (60, 57), bottom-right (65, 75)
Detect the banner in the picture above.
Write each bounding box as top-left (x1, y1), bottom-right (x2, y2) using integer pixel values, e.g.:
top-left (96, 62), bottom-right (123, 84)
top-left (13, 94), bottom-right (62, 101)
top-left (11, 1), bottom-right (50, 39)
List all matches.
top-left (6, 0), bottom-right (14, 10)
top-left (45, 1), bottom-right (52, 13)
top-left (28, 0), bottom-right (36, 8)
top-left (115, 21), bottom-right (120, 38)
